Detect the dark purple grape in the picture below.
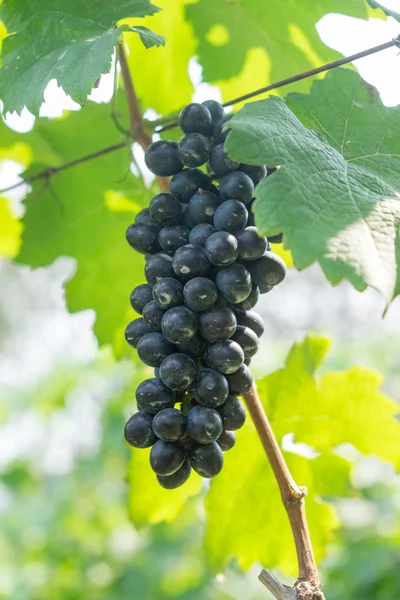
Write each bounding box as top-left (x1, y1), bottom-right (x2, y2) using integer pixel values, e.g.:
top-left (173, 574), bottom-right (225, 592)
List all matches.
top-left (214, 200), bottom-right (248, 234)
top-left (145, 140), bottom-right (183, 176)
top-left (194, 368), bottom-right (229, 407)
top-left (150, 440), bottom-right (186, 476)
top-left (236, 227), bottom-right (267, 261)
top-left (213, 114), bottom-right (232, 144)
top-left (187, 406), bottom-right (223, 444)
top-left (205, 340), bottom-right (244, 374)
top-left (235, 310), bottom-right (265, 338)
top-left (199, 304), bottom-right (237, 341)
top-left (124, 411), bottom-right (157, 448)
top-left (172, 245), bottom-right (211, 280)
top-left (183, 277), bottom-right (218, 312)
top-left (126, 223), bottom-right (161, 255)
top-left (176, 335), bottom-right (205, 359)
top-left (130, 284), bottom-right (153, 315)
top-left (178, 133), bottom-right (211, 167)
top-left (169, 168), bottom-right (210, 203)
top-left (149, 193), bottom-right (182, 227)
top-left (209, 144), bottom-right (239, 176)
top-left (219, 171), bottom-right (254, 205)
top-left (188, 442), bottom-right (223, 478)
top-left (142, 300), bottom-right (165, 331)
top-left (205, 231), bottom-right (238, 266)
top-left (137, 332), bottom-right (176, 367)
top-left (239, 164), bottom-right (267, 184)
top-left (158, 225), bottom-right (190, 254)
top-left (135, 207), bottom-right (158, 227)
top-left (145, 253), bottom-right (174, 285)
top-left (225, 364), bottom-right (253, 395)
top-left (189, 223), bottom-right (216, 248)
top-left (245, 251), bottom-right (286, 287)
top-left (217, 430), bottom-right (236, 451)
top-left (159, 353), bottom-right (197, 390)
top-left (179, 103), bottom-right (213, 136)
top-left (202, 100), bottom-right (224, 124)
top-left (231, 325), bottom-right (259, 358)
top-left (187, 191), bottom-right (221, 225)
top-left (161, 306), bottom-right (197, 344)
top-left (152, 277), bottom-right (184, 309)
top-left (218, 396), bottom-right (246, 430)
top-left (152, 407), bottom-right (187, 441)
top-left (234, 283), bottom-right (259, 311)
top-left (136, 377), bottom-right (175, 413)
top-left (125, 318), bottom-right (151, 348)
top-left (216, 264), bottom-right (252, 304)
top-left (157, 458), bottom-right (191, 489)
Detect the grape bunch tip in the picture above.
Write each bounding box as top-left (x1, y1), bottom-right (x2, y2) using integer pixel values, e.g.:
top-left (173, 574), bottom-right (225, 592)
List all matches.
top-left (124, 100), bottom-right (286, 489)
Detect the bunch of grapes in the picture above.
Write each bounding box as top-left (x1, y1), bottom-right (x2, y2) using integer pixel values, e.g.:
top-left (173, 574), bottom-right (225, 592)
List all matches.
top-left (124, 100), bottom-right (286, 489)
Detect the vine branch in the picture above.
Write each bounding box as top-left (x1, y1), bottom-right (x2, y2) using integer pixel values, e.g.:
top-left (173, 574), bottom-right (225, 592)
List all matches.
top-left (243, 385), bottom-right (325, 600)
top-left (118, 41), bottom-right (169, 193)
top-left (0, 36), bottom-right (398, 197)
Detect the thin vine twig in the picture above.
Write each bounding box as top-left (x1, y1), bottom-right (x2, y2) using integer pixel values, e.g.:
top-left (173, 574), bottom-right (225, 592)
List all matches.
top-left (117, 41), bottom-right (169, 192)
top-left (243, 385), bottom-right (325, 600)
top-left (0, 36), bottom-right (398, 197)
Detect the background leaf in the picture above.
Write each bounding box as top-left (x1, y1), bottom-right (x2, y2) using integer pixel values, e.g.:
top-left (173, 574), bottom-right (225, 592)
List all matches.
top-left (0, 0), bottom-right (160, 115)
top-left (226, 69), bottom-right (400, 305)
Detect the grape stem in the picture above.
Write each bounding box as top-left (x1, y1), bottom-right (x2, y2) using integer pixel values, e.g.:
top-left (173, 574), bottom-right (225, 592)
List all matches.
top-left (118, 41), bottom-right (169, 193)
top-left (243, 384), bottom-right (325, 600)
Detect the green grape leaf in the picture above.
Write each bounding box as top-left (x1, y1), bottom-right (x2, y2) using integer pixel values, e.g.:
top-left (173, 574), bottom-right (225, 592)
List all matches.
top-left (205, 334), bottom-right (400, 572)
top-left (10, 100), bottom-right (153, 349)
top-left (122, 25), bottom-right (166, 49)
top-left (225, 69), bottom-right (400, 306)
top-left (0, 0), bottom-right (160, 116)
top-left (186, 0), bottom-right (371, 102)
top-left (122, 0), bottom-right (196, 115)
top-left (367, 0), bottom-right (400, 21)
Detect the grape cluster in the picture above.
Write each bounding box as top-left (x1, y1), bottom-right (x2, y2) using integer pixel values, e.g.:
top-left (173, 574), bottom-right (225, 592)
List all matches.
top-left (124, 100), bottom-right (286, 489)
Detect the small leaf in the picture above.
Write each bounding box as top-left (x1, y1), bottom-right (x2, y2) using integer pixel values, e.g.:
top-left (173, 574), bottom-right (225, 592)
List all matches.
top-left (0, 0), bottom-right (160, 115)
top-left (226, 69), bottom-right (400, 306)
top-left (124, 25), bottom-right (166, 48)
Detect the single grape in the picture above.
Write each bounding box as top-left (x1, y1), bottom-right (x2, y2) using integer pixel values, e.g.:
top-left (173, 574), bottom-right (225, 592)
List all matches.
top-left (213, 114), bottom-right (232, 145)
top-left (135, 207), bottom-right (158, 227)
top-left (136, 377), bottom-right (175, 413)
top-left (217, 429), bottom-right (236, 451)
top-left (219, 171), bottom-right (254, 205)
top-left (199, 304), bottom-right (237, 341)
top-left (218, 395), bottom-right (246, 430)
top-left (236, 226), bottom-right (267, 260)
top-left (245, 251), bottom-right (286, 287)
top-left (239, 164), bottom-right (267, 184)
top-left (159, 224), bottom-right (190, 254)
top-left (152, 407), bottom-right (187, 441)
top-left (150, 440), bottom-right (186, 476)
top-left (231, 325), bottom-right (259, 358)
top-left (161, 306), bottom-right (197, 344)
top-left (178, 133), bottom-right (211, 167)
top-left (124, 411), bottom-right (157, 448)
top-left (176, 335), bottom-right (205, 359)
top-left (126, 223), bottom-right (161, 255)
top-left (188, 442), bottom-right (223, 478)
top-left (214, 200), bottom-right (248, 234)
top-left (172, 245), bottom-right (211, 280)
top-left (205, 340), bottom-right (244, 374)
top-left (152, 277), bottom-right (184, 309)
top-left (225, 364), bottom-right (253, 395)
top-left (159, 353), bottom-right (197, 390)
top-left (233, 283), bottom-right (259, 311)
top-left (142, 300), bottom-right (165, 331)
top-left (125, 318), bottom-right (151, 348)
top-left (145, 253), bottom-right (174, 285)
top-left (169, 168), bottom-right (210, 203)
top-left (187, 405), bottom-right (223, 444)
top-left (189, 223), bottom-right (217, 248)
top-left (179, 103), bottom-right (213, 136)
top-left (205, 231), bottom-right (238, 266)
top-left (209, 144), bottom-right (239, 176)
top-left (137, 332), bottom-right (176, 367)
top-left (183, 277), bottom-right (218, 312)
top-left (157, 458), bottom-right (192, 489)
top-left (130, 283), bottom-right (153, 315)
top-left (145, 140), bottom-right (183, 176)
top-left (187, 190), bottom-right (221, 225)
top-left (202, 100), bottom-right (224, 124)
top-left (149, 193), bottom-right (182, 227)
top-left (194, 368), bottom-right (229, 407)
top-left (235, 310), bottom-right (265, 338)
top-left (216, 264), bottom-right (252, 304)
